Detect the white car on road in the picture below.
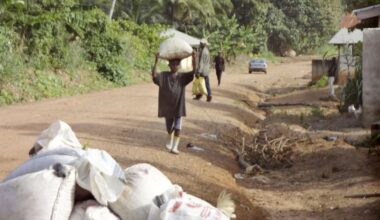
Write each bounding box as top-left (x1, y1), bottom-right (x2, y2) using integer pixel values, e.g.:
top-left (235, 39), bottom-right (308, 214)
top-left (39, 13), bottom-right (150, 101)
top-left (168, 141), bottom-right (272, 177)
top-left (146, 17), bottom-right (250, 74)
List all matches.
top-left (249, 58), bottom-right (267, 74)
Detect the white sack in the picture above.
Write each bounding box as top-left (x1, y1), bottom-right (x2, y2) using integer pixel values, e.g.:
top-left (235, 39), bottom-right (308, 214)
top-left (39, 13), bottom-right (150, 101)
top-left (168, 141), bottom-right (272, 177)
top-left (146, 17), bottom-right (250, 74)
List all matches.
top-left (14, 119), bottom-right (126, 206)
top-left (110, 163), bottom-right (173, 220)
top-left (148, 184), bottom-right (230, 220)
top-left (74, 148), bottom-right (126, 206)
top-left (69, 200), bottom-right (120, 220)
top-left (0, 166), bottom-right (76, 220)
top-left (5, 145), bottom-right (125, 206)
top-left (32, 120), bottom-right (82, 155)
top-left (34, 121), bottom-right (126, 205)
top-left (4, 152), bottom-right (78, 181)
top-left (160, 193), bottom-right (229, 220)
top-left (159, 37), bottom-right (193, 60)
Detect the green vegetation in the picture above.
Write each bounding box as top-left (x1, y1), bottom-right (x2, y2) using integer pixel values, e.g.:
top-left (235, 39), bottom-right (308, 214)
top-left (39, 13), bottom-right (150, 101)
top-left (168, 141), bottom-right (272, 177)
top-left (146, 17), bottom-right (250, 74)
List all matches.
top-left (0, 0), bottom-right (164, 106)
top-left (313, 75), bottom-right (329, 88)
top-left (311, 107), bottom-right (324, 118)
top-left (344, 0), bottom-right (380, 10)
top-left (313, 44), bottom-right (337, 58)
top-left (254, 51), bottom-right (281, 64)
top-left (340, 43), bottom-right (363, 112)
top-left (1, 0), bottom-right (377, 106)
top-left (93, 0), bottom-right (346, 58)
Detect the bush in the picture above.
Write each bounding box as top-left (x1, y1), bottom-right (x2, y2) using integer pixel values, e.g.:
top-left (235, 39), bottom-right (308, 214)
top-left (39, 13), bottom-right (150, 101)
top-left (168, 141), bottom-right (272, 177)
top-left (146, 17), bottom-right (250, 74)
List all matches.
top-left (0, 0), bottom-right (166, 106)
top-left (251, 51), bottom-right (281, 64)
top-left (61, 40), bottom-right (89, 72)
top-left (118, 20), bottom-right (164, 70)
top-left (313, 75), bottom-right (328, 88)
top-left (0, 90), bottom-right (16, 106)
top-left (311, 44), bottom-right (336, 57)
top-left (311, 107), bottom-right (324, 118)
top-left (0, 27), bottom-right (25, 86)
top-left (340, 43), bottom-right (363, 112)
top-left (340, 76), bottom-right (362, 112)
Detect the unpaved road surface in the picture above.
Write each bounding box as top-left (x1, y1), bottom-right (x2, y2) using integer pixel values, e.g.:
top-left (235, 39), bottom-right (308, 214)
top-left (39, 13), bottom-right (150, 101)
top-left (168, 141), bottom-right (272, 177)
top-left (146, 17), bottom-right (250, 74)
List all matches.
top-left (0, 55), bottom-right (379, 219)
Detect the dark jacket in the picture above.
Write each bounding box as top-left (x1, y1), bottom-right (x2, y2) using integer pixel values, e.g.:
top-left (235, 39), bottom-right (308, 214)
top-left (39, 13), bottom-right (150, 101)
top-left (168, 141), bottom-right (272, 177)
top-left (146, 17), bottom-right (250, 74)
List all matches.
top-left (328, 60), bottom-right (337, 77)
top-left (214, 55), bottom-right (225, 72)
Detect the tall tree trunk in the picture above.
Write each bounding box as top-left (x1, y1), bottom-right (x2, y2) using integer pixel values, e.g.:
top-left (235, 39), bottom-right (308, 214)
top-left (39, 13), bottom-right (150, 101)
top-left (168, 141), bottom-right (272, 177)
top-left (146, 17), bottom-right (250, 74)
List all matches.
top-left (109, 0), bottom-right (117, 19)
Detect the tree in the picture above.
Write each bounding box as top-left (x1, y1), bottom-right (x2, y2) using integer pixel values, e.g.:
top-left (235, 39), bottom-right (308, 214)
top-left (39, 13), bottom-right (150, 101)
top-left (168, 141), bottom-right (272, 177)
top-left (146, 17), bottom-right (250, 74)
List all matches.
top-left (190, 15), bottom-right (258, 61)
top-left (162, 0), bottom-right (215, 27)
top-left (344, 0), bottom-right (380, 11)
top-left (211, 0), bottom-right (234, 17)
top-left (106, 0), bottom-right (163, 24)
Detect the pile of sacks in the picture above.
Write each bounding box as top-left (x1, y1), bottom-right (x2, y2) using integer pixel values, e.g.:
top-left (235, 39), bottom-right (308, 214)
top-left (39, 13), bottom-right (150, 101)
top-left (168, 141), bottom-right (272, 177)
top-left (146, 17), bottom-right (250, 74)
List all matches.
top-left (0, 120), bottom-right (236, 220)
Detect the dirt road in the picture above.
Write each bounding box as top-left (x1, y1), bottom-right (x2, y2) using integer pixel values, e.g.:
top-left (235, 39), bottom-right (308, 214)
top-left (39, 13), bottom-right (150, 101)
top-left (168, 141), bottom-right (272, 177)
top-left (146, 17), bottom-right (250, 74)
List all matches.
top-left (0, 56), bottom-right (379, 219)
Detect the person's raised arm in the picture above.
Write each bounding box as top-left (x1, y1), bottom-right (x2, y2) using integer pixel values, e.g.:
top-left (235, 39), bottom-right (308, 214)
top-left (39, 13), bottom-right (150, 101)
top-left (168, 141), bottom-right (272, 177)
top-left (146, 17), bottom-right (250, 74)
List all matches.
top-left (151, 53), bottom-right (159, 79)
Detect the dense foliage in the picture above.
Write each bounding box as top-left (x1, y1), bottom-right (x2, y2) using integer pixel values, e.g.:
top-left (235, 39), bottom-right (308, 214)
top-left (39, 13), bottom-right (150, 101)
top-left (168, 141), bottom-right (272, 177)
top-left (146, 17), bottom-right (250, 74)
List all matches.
top-left (104, 0), bottom-right (344, 56)
top-left (0, 0), bottom-right (378, 105)
top-left (0, 0), bottom-right (164, 105)
top-left (344, 0), bottom-right (380, 10)
top-left (0, 0), bottom-right (163, 82)
top-left (340, 43), bottom-right (363, 112)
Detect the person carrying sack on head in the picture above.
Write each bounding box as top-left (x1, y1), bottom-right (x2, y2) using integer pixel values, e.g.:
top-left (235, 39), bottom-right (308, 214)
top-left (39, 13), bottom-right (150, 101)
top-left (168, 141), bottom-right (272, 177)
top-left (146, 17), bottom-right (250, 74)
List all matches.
top-left (152, 52), bottom-right (196, 154)
top-left (193, 39), bottom-right (212, 102)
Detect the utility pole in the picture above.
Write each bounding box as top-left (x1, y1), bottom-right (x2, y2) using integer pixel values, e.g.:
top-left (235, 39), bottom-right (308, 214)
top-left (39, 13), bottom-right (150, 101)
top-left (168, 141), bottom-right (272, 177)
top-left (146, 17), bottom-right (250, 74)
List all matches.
top-left (109, 0), bottom-right (116, 19)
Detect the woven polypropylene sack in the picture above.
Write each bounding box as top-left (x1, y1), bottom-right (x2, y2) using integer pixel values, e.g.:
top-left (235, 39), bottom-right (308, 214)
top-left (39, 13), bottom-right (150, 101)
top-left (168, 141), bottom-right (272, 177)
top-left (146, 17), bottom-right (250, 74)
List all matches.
top-left (159, 38), bottom-right (193, 60)
top-left (160, 194), bottom-right (229, 220)
top-left (110, 163), bottom-right (173, 220)
top-left (30, 120), bottom-right (83, 156)
top-left (69, 200), bottom-right (120, 220)
top-left (0, 166), bottom-right (76, 220)
top-left (3, 153), bottom-right (78, 182)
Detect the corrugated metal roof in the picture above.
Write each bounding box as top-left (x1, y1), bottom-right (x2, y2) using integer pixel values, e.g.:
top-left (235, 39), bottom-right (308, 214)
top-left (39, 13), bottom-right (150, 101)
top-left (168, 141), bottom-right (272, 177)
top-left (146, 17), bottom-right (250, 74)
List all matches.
top-left (160, 28), bottom-right (201, 47)
top-left (329, 28), bottom-right (363, 45)
top-left (353, 4), bottom-right (380, 20)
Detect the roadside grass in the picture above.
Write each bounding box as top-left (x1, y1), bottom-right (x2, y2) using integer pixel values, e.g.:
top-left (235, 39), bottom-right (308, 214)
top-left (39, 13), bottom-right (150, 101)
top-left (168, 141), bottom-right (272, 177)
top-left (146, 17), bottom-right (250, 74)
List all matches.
top-left (251, 51), bottom-right (282, 64)
top-left (309, 75), bottom-right (328, 88)
top-left (310, 44), bottom-right (337, 58)
top-left (0, 68), bottom-right (114, 106)
top-left (268, 106), bottom-right (336, 127)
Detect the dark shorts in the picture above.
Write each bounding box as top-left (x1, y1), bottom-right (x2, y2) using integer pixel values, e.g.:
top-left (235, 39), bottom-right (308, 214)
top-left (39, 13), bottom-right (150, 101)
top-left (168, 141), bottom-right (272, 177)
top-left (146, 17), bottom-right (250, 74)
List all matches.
top-left (165, 117), bottom-right (182, 133)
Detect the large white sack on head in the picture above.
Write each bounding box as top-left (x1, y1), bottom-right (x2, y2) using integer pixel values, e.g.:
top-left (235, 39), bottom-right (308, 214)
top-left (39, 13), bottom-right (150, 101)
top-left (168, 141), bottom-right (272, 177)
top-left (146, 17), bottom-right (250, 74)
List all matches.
top-left (0, 166), bottom-right (76, 220)
top-left (159, 37), bottom-right (193, 60)
top-left (110, 163), bottom-right (173, 220)
top-left (69, 200), bottom-right (120, 220)
top-left (31, 120), bottom-right (82, 156)
top-left (3, 153), bottom-right (78, 181)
